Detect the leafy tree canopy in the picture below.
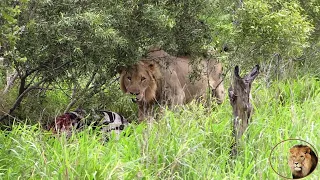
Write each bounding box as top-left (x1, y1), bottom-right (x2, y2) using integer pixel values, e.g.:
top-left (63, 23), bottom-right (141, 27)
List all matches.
top-left (233, 0), bottom-right (314, 62)
top-left (0, 0), bottom-right (319, 121)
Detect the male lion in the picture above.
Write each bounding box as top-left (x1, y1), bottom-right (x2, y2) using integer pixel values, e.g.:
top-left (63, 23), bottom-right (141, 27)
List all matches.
top-left (288, 144), bottom-right (318, 179)
top-left (119, 49), bottom-right (225, 121)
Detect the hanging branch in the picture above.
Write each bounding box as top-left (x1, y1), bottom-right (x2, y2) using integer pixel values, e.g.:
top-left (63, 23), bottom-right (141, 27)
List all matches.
top-left (0, 78), bottom-right (47, 121)
top-left (64, 71), bottom-right (97, 113)
top-left (0, 61), bottom-right (70, 121)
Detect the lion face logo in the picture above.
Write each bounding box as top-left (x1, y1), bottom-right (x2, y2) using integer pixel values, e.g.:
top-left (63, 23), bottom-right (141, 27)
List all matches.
top-left (288, 145), bottom-right (318, 179)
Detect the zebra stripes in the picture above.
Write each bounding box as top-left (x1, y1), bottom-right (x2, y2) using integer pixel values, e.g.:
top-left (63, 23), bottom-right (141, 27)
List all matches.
top-left (93, 110), bottom-right (129, 140)
top-left (47, 109), bottom-right (129, 140)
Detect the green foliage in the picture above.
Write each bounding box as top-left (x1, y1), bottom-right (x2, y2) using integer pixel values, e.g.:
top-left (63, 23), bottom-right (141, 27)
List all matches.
top-left (80, 81), bottom-right (138, 121)
top-left (0, 77), bottom-right (319, 179)
top-left (0, 0), bottom-right (29, 60)
top-left (234, 0), bottom-right (313, 62)
top-left (1, 0), bottom-right (320, 124)
top-left (15, 0), bottom-right (214, 81)
top-left (18, 86), bottom-right (71, 124)
top-left (17, 1), bottom-right (130, 80)
top-left (0, 0), bottom-right (217, 119)
top-left (294, 0), bottom-right (320, 77)
top-left (298, 0), bottom-right (320, 41)
top-left (0, 87), bottom-right (16, 117)
top-left (202, 0), bottom-right (235, 52)
top-left (1, 2), bottom-right (319, 179)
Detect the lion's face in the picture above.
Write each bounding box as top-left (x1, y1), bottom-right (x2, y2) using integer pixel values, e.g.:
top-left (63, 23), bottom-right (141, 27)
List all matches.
top-left (119, 61), bottom-right (158, 103)
top-left (288, 145), bottom-right (313, 177)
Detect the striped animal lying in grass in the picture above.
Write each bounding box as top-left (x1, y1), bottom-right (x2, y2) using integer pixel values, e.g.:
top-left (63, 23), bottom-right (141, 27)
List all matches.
top-left (46, 109), bottom-right (129, 140)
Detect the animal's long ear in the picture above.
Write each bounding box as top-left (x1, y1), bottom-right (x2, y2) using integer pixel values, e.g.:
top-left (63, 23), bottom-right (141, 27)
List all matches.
top-left (245, 64), bottom-right (260, 82)
top-left (234, 65), bottom-right (240, 78)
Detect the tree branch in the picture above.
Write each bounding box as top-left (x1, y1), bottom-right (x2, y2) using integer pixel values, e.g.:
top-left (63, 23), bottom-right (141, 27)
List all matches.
top-left (0, 78), bottom-right (47, 121)
top-left (64, 71), bottom-right (97, 113)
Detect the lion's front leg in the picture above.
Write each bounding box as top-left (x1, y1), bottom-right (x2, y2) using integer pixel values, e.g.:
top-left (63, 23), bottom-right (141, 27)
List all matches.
top-left (170, 88), bottom-right (185, 106)
top-left (138, 103), bottom-right (146, 123)
top-left (138, 102), bottom-right (154, 122)
top-left (213, 82), bottom-right (225, 104)
top-left (162, 70), bottom-right (185, 107)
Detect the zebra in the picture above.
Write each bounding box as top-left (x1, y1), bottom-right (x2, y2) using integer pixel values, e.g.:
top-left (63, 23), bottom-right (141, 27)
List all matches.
top-left (47, 109), bottom-right (129, 140)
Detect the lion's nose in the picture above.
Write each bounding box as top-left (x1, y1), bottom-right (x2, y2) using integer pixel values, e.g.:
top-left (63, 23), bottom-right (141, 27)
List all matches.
top-left (294, 162), bottom-right (298, 165)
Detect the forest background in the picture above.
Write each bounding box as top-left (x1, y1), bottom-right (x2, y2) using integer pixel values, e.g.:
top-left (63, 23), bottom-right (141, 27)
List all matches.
top-left (0, 0), bottom-right (319, 179)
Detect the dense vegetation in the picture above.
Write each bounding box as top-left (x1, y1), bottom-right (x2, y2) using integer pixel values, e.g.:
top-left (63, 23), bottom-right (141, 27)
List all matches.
top-left (1, 0), bottom-right (319, 179)
top-left (1, 77), bottom-right (319, 179)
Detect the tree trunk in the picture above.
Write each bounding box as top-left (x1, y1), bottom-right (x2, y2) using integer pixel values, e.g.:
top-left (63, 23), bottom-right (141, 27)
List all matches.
top-left (0, 78), bottom-right (47, 121)
top-left (3, 70), bottom-right (18, 94)
top-left (228, 65), bottom-right (259, 156)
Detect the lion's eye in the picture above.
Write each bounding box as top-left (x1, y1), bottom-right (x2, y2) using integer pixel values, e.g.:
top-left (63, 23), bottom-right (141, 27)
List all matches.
top-left (141, 77), bottom-right (146, 81)
top-left (300, 155), bottom-right (304, 158)
top-left (127, 77), bottom-right (131, 81)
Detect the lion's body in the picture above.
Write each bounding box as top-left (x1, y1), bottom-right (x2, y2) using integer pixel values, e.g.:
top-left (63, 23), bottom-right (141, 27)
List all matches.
top-left (119, 49), bottom-right (225, 121)
top-left (288, 145), bottom-right (318, 179)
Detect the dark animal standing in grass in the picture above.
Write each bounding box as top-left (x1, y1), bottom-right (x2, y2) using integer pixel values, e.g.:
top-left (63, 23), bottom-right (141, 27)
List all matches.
top-left (46, 109), bottom-right (129, 140)
top-left (228, 65), bottom-right (259, 156)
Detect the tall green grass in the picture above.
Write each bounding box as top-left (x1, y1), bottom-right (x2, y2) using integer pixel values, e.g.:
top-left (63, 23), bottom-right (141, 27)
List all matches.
top-left (0, 76), bottom-right (319, 179)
